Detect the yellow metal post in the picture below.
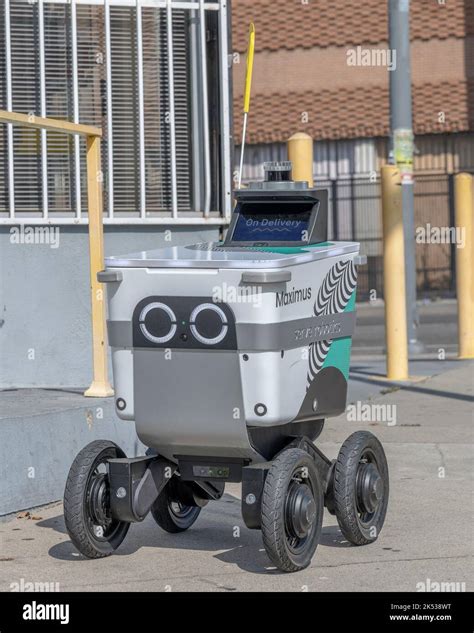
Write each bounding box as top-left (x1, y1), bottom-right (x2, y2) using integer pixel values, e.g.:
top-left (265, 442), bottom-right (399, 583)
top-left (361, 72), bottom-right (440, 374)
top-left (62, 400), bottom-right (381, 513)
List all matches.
top-left (381, 165), bottom-right (409, 380)
top-left (287, 133), bottom-right (313, 187)
top-left (84, 134), bottom-right (114, 397)
top-left (454, 173), bottom-right (474, 359)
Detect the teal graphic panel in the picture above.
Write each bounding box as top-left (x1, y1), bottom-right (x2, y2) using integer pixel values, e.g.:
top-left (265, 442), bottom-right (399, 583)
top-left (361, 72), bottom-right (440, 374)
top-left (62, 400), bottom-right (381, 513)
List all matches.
top-left (321, 290), bottom-right (356, 380)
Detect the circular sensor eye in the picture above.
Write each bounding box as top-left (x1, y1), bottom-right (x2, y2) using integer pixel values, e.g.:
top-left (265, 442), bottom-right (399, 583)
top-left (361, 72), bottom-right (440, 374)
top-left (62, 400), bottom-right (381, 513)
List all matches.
top-left (139, 302), bottom-right (177, 344)
top-left (190, 303), bottom-right (228, 345)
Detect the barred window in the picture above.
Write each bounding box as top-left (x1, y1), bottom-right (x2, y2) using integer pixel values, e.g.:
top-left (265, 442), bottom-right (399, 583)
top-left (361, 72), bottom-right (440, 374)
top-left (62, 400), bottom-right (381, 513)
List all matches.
top-left (0, 0), bottom-right (231, 223)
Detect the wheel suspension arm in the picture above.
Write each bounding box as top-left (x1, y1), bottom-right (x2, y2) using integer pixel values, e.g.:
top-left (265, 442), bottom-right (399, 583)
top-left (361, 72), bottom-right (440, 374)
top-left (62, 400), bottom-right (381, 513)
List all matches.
top-left (108, 456), bottom-right (177, 523)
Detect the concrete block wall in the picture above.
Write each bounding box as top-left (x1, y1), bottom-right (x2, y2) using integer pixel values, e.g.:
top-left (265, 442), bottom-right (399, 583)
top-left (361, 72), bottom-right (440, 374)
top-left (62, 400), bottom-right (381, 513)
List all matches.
top-left (0, 389), bottom-right (146, 516)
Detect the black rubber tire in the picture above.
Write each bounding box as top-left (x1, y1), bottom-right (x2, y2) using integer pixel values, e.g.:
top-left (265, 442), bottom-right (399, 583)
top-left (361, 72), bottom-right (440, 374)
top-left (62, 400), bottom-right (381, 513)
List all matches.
top-left (64, 440), bottom-right (130, 558)
top-left (261, 448), bottom-right (324, 573)
top-left (151, 483), bottom-right (201, 533)
top-left (333, 431), bottom-right (389, 545)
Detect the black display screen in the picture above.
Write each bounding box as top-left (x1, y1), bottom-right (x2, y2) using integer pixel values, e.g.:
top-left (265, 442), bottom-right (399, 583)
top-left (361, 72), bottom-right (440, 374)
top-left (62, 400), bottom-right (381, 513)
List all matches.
top-left (231, 201), bottom-right (315, 244)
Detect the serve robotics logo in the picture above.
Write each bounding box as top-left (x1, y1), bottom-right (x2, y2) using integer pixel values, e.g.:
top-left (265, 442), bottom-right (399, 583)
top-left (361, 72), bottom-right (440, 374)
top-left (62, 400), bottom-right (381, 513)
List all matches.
top-left (276, 286), bottom-right (312, 307)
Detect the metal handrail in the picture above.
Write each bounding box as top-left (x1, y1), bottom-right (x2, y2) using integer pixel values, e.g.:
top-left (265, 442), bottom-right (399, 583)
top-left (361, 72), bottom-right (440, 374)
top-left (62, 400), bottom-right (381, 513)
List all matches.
top-left (0, 109), bottom-right (113, 398)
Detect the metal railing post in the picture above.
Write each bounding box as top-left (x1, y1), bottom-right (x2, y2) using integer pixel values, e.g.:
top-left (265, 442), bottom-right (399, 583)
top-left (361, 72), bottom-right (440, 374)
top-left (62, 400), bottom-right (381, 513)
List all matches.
top-left (454, 173), bottom-right (474, 359)
top-left (84, 134), bottom-right (114, 397)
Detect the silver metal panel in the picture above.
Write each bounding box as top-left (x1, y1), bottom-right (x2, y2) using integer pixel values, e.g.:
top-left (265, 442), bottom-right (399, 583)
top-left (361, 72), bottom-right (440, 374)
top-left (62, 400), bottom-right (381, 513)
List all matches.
top-left (108, 320), bottom-right (132, 348)
top-left (238, 348), bottom-right (307, 427)
top-left (105, 241), bottom-right (359, 269)
top-left (236, 312), bottom-right (356, 351)
top-left (133, 349), bottom-right (262, 462)
top-left (241, 270), bottom-right (292, 284)
top-left (111, 348), bottom-right (135, 420)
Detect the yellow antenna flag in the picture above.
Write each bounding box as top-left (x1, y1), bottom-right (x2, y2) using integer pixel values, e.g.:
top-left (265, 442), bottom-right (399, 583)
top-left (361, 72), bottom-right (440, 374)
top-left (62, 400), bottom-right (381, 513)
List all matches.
top-left (238, 23), bottom-right (256, 188)
top-left (243, 23), bottom-right (255, 114)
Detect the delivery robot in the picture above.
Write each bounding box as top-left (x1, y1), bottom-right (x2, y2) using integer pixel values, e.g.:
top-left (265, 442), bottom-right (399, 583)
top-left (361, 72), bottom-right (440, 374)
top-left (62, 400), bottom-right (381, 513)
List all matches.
top-left (64, 161), bottom-right (389, 572)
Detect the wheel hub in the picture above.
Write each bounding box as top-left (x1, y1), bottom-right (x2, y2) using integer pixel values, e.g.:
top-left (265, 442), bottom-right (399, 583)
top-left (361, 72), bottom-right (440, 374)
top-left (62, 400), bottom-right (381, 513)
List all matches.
top-left (357, 462), bottom-right (383, 514)
top-left (88, 473), bottom-right (109, 526)
top-left (286, 482), bottom-right (316, 539)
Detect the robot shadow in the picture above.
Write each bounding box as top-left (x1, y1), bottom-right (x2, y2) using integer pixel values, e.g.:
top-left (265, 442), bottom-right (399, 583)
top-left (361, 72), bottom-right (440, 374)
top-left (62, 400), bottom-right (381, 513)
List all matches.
top-left (38, 494), bottom-right (351, 575)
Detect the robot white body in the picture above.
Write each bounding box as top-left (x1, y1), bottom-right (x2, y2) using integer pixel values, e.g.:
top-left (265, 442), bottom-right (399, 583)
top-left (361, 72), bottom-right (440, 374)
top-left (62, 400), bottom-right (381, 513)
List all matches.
top-left (105, 241), bottom-right (361, 464)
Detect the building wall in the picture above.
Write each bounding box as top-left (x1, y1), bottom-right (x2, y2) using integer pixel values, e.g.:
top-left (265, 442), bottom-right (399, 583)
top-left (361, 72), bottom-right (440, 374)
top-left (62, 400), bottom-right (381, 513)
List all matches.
top-left (0, 226), bottom-right (220, 388)
top-left (231, 0), bottom-right (473, 142)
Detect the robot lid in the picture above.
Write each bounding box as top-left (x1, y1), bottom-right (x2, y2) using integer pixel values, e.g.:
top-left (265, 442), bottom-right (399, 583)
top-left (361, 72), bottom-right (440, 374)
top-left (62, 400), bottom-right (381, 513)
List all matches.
top-left (105, 161), bottom-right (360, 269)
top-left (105, 241), bottom-right (359, 270)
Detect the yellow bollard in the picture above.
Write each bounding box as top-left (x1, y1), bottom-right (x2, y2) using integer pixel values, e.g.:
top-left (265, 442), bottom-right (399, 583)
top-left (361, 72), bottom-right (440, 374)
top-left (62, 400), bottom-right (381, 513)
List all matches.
top-left (381, 165), bottom-right (409, 380)
top-left (287, 133), bottom-right (313, 187)
top-left (454, 173), bottom-right (474, 359)
top-left (84, 134), bottom-right (114, 397)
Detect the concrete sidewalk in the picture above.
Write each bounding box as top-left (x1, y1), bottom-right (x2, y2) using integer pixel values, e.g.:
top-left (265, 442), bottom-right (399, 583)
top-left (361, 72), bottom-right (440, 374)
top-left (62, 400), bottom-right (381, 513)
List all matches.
top-left (0, 363), bottom-right (472, 592)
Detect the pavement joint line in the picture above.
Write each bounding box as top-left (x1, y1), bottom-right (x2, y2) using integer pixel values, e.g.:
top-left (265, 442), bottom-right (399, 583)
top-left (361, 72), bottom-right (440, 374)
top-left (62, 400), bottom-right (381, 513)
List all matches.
top-left (1, 551), bottom-right (470, 584)
top-left (366, 375), bottom-right (430, 384)
top-left (396, 476), bottom-right (468, 481)
top-left (434, 443), bottom-right (447, 466)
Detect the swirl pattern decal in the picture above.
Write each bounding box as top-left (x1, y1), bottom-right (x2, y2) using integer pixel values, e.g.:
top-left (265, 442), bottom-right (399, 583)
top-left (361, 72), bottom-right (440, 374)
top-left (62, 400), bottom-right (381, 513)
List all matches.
top-left (307, 259), bottom-right (358, 385)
